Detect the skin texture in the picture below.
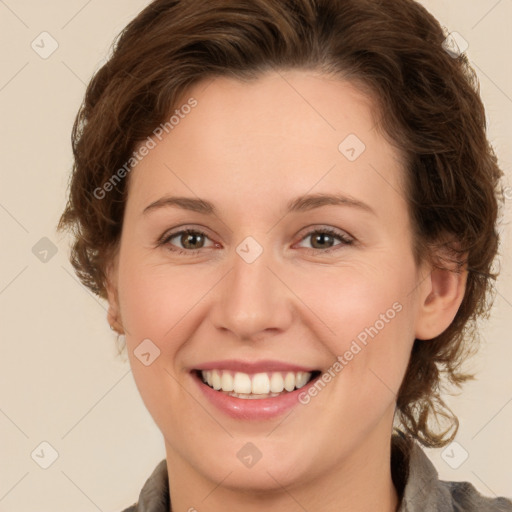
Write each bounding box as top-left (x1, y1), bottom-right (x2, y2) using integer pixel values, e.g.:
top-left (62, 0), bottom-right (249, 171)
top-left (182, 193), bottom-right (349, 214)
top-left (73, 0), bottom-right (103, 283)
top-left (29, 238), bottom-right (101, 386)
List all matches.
top-left (106, 70), bottom-right (467, 512)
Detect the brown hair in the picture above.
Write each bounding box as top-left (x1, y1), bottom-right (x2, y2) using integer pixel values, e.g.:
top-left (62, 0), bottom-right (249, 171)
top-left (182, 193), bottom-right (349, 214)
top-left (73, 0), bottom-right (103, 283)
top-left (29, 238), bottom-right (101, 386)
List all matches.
top-left (57, 0), bottom-right (504, 448)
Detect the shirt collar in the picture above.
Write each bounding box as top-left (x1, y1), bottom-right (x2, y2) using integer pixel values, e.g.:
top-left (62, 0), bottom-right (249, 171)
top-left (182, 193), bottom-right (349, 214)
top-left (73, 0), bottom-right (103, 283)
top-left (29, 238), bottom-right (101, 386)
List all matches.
top-left (394, 432), bottom-right (453, 511)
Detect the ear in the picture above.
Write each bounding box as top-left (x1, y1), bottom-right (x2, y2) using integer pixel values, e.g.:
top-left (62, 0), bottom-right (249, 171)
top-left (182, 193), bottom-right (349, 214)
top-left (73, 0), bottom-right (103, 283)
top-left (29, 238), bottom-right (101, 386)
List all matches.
top-left (414, 251), bottom-right (468, 341)
top-left (105, 250), bottom-right (125, 335)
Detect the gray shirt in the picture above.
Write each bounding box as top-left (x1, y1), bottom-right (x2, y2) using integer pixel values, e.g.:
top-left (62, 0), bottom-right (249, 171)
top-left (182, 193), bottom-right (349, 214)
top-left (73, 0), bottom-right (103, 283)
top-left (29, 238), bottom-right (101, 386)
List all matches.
top-left (121, 434), bottom-right (512, 511)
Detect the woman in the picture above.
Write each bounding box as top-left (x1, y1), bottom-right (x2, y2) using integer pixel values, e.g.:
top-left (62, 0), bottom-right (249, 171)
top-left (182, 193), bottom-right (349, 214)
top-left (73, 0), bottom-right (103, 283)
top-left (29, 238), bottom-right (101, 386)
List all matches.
top-left (57, 0), bottom-right (512, 510)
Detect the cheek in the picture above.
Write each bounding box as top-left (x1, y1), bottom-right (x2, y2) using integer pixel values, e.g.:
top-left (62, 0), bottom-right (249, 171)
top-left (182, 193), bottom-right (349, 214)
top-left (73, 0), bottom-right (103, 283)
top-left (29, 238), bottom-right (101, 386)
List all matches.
top-left (118, 256), bottom-right (215, 344)
top-left (115, 249), bottom-right (204, 397)
top-left (287, 271), bottom-right (417, 453)
top-left (291, 259), bottom-right (416, 343)
top-left (290, 260), bottom-right (418, 405)
top-left (117, 258), bottom-right (204, 435)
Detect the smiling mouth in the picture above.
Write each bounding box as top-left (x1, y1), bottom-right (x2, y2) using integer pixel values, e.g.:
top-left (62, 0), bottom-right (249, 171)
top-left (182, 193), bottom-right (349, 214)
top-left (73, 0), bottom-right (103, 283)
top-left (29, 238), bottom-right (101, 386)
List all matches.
top-left (193, 369), bottom-right (322, 399)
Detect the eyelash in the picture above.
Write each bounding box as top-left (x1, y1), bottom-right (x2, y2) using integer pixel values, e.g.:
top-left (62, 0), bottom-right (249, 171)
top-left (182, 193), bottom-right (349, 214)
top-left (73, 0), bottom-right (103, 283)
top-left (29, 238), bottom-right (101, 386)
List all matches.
top-left (157, 226), bottom-right (354, 256)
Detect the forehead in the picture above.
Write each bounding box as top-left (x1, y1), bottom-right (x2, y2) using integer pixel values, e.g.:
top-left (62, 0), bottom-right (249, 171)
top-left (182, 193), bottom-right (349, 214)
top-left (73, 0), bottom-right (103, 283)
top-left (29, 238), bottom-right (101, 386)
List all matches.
top-left (127, 70), bottom-right (406, 220)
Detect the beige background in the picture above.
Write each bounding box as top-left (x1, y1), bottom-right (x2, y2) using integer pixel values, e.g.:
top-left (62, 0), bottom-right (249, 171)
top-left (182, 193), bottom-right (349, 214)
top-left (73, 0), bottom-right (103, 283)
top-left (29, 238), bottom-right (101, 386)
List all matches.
top-left (0, 0), bottom-right (511, 510)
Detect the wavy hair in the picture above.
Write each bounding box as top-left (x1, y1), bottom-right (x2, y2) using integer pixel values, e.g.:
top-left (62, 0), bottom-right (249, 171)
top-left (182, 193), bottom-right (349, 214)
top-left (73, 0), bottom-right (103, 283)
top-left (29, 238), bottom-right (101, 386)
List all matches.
top-left (57, 0), bottom-right (504, 448)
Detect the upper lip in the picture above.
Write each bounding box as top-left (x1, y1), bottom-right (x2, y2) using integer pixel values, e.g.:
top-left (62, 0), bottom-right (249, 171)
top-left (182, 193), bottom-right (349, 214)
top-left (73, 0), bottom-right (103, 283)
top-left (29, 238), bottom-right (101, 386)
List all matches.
top-left (192, 359), bottom-right (319, 373)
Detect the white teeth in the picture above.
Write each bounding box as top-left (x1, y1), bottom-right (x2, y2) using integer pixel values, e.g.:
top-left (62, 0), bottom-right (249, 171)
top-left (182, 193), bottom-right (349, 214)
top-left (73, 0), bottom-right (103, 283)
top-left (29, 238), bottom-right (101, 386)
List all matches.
top-left (269, 372), bottom-right (284, 393)
top-left (200, 369), bottom-right (313, 395)
top-left (228, 391), bottom-right (282, 399)
top-left (233, 372), bottom-right (252, 394)
top-left (211, 370), bottom-right (222, 390)
top-left (295, 371), bottom-right (309, 388)
top-left (251, 373), bottom-right (270, 394)
top-left (220, 371), bottom-right (234, 391)
top-left (284, 372), bottom-right (295, 392)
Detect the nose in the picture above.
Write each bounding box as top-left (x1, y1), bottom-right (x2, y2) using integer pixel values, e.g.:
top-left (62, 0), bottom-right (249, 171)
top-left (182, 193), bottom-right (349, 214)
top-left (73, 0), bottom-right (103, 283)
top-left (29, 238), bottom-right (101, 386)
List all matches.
top-left (209, 243), bottom-right (294, 342)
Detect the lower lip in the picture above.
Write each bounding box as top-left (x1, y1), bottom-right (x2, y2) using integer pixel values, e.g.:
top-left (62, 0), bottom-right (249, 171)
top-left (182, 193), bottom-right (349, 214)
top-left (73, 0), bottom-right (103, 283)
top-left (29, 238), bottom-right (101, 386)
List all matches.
top-left (191, 371), bottom-right (321, 420)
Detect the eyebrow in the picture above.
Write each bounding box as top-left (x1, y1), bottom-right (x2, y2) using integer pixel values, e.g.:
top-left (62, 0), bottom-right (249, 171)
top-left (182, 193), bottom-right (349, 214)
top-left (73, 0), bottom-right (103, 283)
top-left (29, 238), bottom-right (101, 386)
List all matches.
top-left (142, 193), bottom-right (375, 216)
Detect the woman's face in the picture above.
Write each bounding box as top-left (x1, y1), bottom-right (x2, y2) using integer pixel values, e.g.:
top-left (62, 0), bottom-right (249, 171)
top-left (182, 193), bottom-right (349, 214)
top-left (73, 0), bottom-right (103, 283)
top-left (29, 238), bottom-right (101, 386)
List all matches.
top-left (108, 70), bottom-right (430, 491)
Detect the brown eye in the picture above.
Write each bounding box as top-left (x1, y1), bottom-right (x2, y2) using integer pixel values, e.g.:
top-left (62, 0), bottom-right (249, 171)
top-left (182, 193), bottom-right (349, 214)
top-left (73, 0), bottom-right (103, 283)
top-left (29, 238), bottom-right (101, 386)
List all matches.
top-left (160, 228), bottom-right (215, 254)
top-left (179, 231), bottom-right (205, 250)
top-left (310, 232), bottom-right (337, 249)
top-left (296, 227), bottom-right (354, 252)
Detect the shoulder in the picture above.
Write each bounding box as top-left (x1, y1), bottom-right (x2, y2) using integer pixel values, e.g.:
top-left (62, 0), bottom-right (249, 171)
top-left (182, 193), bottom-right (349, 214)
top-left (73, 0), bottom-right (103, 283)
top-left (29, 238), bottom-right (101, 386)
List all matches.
top-left (393, 433), bottom-right (512, 512)
top-left (119, 459), bottom-right (169, 512)
top-left (440, 480), bottom-right (512, 511)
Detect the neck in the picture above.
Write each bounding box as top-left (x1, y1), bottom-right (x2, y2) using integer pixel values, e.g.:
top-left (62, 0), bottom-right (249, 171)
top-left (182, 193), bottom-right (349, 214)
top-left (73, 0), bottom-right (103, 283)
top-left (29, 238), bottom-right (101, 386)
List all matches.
top-left (165, 427), bottom-right (400, 512)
